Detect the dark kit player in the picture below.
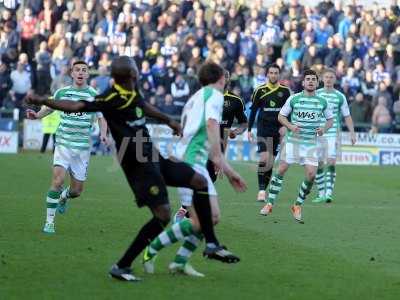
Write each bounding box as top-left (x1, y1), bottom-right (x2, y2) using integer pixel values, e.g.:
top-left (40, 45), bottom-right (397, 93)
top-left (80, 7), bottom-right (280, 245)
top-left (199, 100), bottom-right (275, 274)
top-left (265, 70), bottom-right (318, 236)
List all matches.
top-left (247, 64), bottom-right (291, 204)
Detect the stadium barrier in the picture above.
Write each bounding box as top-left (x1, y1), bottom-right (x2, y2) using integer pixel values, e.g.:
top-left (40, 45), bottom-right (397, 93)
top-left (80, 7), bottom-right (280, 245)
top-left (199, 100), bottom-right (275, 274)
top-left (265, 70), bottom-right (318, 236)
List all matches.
top-left (0, 109), bottom-right (19, 154)
top-left (21, 122), bottom-right (400, 166)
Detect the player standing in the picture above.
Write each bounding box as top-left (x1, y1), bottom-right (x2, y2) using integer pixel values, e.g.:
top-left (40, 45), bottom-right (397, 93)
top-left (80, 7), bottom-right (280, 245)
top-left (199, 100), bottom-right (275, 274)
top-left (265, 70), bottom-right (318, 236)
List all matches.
top-left (247, 64), bottom-right (291, 203)
top-left (313, 68), bottom-right (356, 203)
top-left (260, 69), bottom-right (333, 223)
top-left (142, 62), bottom-right (247, 277)
top-left (26, 61), bottom-right (108, 234)
top-left (174, 71), bottom-right (248, 221)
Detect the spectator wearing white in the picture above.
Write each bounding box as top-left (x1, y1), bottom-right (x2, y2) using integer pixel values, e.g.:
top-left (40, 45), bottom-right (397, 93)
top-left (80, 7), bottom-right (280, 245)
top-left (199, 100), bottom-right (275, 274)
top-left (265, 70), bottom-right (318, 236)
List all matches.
top-left (117, 3), bottom-right (137, 25)
top-left (171, 74), bottom-right (190, 114)
top-left (10, 62), bottom-right (31, 111)
top-left (372, 63), bottom-right (391, 83)
top-left (161, 36), bottom-right (178, 65)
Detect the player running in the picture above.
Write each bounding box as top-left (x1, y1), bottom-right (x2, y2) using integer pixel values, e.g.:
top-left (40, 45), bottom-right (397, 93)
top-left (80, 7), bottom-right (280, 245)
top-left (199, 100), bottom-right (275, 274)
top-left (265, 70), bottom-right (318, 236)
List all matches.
top-left (26, 60), bottom-right (108, 234)
top-left (142, 61), bottom-right (247, 277)
top-left (260, 69), bottom-right (333, 223)
top-left (174, 71), bottom-right (248, 222)
top-left (313, 68), bottom-right (356, 203)
top-left (26, 56), bottom-right (246, 282)
top-left (247, 64), bottom-right (291, 203)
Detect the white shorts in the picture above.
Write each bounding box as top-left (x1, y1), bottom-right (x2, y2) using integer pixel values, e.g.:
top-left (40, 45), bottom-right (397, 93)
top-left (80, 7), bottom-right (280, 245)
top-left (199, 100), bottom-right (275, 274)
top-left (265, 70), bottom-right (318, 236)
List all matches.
top-left (279, 141), bottom-right (319, 167)
top-left (53, 145), bottom-right (91, 181)
top-left (178, 163), bottom-right (217, 207)
top-left (317, 136), bottom-right (338, 161)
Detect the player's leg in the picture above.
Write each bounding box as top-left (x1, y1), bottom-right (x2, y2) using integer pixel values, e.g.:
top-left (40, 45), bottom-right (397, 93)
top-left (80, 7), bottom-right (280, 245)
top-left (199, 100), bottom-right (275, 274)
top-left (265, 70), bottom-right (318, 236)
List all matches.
top-left (260, 140), bottom-right (291, 215)
top-left (44, 145), bottom-right (71, 233)
top-left (57, 150), bottom-right (89, 214)
top-left (325, 137), bottom-right (338, 202)
top-left (109, 159), bottom-right (171, 282)
top-left (313, 136), bottom-right (328, 203)
top-left (291, 164), bottom-right (317, 224)
top-left (256, 136), bottom-right (271, 201)
top-left (160, 156), bottom-right (221, 249)
top-left (313, 161), bottom-right (326, 203)
top-left (43, 166), bottom-right (67, 233)
top-left (173, 158), bottom-right (217, 223)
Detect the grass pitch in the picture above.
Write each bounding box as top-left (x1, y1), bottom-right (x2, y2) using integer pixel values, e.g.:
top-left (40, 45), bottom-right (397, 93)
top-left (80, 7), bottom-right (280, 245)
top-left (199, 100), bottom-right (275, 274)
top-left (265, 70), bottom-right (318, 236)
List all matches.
top-left (0, 153), bottom-right (399, 300)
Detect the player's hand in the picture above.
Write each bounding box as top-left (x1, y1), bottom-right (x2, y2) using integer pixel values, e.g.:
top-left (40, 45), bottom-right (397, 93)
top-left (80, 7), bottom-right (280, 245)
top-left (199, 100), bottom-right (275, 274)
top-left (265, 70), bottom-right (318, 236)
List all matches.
top-left (289, 124), bottom-right (300, 133)
top-left (350, 132), bottom-right (356, 145)
top-left (100, 134), bottom-right (109, 145)
top-left (168, 119), bottom-right (182, 136)
top-left (26, 109), bottom-right (38, 120)
top-left (316, 127), bottom-right (325, 136)
top-left (247, 131), bottom-right (254, 142)
top-left (226, 170), bottom-right (247, 193)
top-left (229, 130), bottom-right (237, 139)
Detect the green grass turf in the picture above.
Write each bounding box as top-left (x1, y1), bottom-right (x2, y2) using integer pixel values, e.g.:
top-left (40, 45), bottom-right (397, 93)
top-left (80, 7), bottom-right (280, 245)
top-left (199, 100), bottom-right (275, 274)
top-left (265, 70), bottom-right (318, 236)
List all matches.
top-left (1, 153), bottom-right (400, 300)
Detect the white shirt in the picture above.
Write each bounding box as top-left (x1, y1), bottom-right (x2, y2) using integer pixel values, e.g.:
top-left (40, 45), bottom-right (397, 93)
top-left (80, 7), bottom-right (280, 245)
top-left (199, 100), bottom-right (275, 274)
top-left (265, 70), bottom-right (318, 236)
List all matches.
top-left (10, 70), bottom-right (31, 94)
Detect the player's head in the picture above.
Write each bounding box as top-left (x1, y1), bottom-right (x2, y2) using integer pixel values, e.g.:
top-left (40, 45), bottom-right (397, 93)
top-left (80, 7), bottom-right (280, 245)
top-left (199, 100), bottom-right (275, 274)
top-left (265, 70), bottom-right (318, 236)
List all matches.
top-left (110, 55), bottom-right (139, 85)
top-left (266, 63), bottom-right (280, 84)
top-left (322, 68), bottom-right (336, 88)
top-left (198, 60), bottom-right (225, 91)
top-left (70, 60), bottom-right (89, 87)
top-left (302, 69), bottom-right (319, 92)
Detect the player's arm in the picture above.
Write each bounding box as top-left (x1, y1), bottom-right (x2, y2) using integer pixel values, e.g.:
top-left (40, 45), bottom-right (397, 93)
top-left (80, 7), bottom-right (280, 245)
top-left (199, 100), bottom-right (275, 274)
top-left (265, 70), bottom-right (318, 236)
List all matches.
top-left (26, 95), bottom-right (87, 112)
top-left (230, 98), bottom-right (248, 138)
top-left (26, 105), bottom-right (54, 120)
top-left (142, 101), bottom-right (182, 136)
top-left (247, 88), bottom-right (262, 141)
top-left (316, 104), bottom-right (334, 136)
top-left (341, 96), bottom-right (356, 145)
top-left (97, 115), bottom-right (109, 145)
top-left (278, 97), bottom-right (300, 133)
top-left (207, 118), bottom-right (247, 192)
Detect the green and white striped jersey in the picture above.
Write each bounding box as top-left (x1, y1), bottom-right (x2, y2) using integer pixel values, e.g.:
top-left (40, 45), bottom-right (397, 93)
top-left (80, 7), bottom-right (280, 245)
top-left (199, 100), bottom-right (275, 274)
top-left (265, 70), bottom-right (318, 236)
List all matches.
top-left (53, 85), bottom-right (100, 151)
top-left (280, 91), bottom-right (333, 146)
top-left (176, 86), bottom-right (224, 166)
top-left (316, 88), bottom-right (350, 138)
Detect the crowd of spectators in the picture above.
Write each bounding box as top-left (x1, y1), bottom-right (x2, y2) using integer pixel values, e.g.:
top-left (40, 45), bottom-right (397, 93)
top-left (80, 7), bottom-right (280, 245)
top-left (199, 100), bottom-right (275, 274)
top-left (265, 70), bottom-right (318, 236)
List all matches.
top-left (1, 0), bottom-right (400, 132)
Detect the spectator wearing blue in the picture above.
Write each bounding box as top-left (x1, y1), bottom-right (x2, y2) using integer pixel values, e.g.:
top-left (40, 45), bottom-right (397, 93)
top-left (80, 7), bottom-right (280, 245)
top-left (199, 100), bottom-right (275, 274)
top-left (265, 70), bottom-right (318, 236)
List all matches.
top-left (170, 74), bottom-right (190, 115)
top-left (240, 29), bottom-right (258, 65)
top-left (0, 61), bottom-right (12, 107)
top-left (341, 67), bottom-right (361, 98)
top-left (96, 10), bottom-right (116, 39)
top-left (93, 65), bottom-right (111, 94)
top-left (315, 17), bottom-right (334, 46)
top-left (160, 93), bottom-right (178, 116)
top-left (284, 39), bottom-right (304, 67)
top-left (323, 37), bottom-right (341, 67)
top-left (338, 6), bottom-right (353, 41)
top-left (260, 14), bottom-right (282, 46)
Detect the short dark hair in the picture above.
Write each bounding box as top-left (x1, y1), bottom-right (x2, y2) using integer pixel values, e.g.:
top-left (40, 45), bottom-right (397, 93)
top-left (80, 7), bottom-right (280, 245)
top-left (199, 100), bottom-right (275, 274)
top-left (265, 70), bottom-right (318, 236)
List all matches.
top-left (72, 60), bottom-right (88, 67)
top-left (198, 61), bottom-right (225, 86)
top-left (266, 63), bottom-right (280, 73)
top-left (303, 69), bottom-right (318, 79)
top-left (111, 56), bottom-right (139, 84)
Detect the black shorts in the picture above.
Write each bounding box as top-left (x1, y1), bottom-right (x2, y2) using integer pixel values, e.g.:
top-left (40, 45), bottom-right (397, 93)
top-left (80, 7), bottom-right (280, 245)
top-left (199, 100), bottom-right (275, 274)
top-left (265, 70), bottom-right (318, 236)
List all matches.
top-left (256, 135), bottom-right (280, 156)
top-left (159, 155), bottom-right (196, 188)
top-left (121, 156), bottom-right (169, 209)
